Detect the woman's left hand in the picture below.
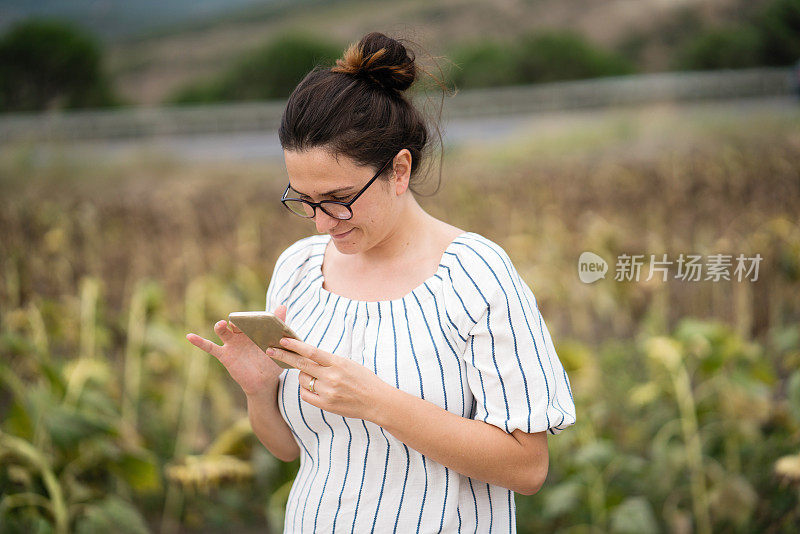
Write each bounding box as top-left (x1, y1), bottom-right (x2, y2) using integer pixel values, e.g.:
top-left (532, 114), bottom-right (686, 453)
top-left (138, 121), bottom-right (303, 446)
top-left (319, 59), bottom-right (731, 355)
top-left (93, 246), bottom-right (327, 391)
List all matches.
top-left (267, 337), bottom-right (390, 422)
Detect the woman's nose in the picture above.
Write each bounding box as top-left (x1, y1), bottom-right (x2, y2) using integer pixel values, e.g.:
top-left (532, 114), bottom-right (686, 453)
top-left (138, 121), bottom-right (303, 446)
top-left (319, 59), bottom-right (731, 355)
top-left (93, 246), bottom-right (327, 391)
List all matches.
top-left (314, 209), bottom-right (338, 233)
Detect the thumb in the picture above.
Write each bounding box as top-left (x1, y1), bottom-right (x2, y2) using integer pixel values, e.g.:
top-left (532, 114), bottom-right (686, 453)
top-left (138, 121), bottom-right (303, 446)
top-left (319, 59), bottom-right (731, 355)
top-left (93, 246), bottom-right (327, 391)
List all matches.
top-left (214, 320), bottom-right (234, 341)
top-left (274, 305), bottom-right (287, 322)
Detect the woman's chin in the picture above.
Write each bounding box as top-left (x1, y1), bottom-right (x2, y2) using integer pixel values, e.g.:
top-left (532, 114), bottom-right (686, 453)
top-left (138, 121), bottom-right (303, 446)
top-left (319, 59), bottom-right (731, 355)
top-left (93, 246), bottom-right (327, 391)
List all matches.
top-left (330, 229), bottom-right (359, 252)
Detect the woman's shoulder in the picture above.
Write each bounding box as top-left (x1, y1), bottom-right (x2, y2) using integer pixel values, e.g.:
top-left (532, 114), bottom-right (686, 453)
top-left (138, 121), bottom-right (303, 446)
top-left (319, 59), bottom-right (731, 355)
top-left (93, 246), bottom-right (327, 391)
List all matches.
top-left (438, 232), bottom-right (529, 333)
top-left (447, 231), bottom-right (518, 280)
top-left (274, 233), bottom-right (329, 271)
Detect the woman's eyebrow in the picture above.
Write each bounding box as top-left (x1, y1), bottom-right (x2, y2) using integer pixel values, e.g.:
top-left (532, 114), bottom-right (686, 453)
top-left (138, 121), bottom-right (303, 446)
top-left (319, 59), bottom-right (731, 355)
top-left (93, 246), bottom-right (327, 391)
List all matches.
top-left (289, 184), bottom-right (354, 196)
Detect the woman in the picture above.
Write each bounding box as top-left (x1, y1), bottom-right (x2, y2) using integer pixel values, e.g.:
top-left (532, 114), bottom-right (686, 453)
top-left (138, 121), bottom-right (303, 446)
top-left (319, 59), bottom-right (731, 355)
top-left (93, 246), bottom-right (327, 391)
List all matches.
top-left (187, 32), bottom-right (576, 533)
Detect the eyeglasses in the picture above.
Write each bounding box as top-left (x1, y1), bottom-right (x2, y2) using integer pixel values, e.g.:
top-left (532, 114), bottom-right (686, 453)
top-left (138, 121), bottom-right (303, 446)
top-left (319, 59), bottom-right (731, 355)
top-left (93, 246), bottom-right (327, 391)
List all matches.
top-left (281, 157), bottom-right (394, 220)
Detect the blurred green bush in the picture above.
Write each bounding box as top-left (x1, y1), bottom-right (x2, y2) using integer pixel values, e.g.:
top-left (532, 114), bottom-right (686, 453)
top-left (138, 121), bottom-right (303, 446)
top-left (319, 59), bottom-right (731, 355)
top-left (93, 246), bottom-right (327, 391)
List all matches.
top-left (447, 31), bottom-right (635, 89)
top-left (674, 26), bottom-right (764, 70)
top-left (0, 18), bottom-right (119, 112)
top-left (673, 0), bottom-right (800, 70)
top-left (168, 32), bottom-right (341, 104)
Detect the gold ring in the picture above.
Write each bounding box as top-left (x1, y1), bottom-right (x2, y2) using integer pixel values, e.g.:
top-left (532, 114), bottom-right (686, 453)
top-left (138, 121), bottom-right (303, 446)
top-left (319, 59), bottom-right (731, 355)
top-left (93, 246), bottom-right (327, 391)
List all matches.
top-left (308, 376), bottom-right (317, 394)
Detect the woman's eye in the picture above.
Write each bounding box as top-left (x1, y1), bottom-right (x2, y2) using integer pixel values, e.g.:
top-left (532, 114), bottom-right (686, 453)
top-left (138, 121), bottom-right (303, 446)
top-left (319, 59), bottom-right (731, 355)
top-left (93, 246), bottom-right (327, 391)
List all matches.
top-left (331, 195), bottom-right (350, 202)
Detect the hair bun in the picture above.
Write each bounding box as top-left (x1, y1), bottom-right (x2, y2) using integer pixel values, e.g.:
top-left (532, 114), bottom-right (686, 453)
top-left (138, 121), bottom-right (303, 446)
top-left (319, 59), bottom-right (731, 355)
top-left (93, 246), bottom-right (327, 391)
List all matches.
top-left (331, 32), bottom-right (417, 93)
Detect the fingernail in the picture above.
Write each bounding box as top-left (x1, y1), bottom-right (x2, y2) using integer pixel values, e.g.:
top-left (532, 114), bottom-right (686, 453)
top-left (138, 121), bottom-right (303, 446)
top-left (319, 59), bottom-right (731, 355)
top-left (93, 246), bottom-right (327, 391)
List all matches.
top-left (266, 348), bottom-right (275, 356)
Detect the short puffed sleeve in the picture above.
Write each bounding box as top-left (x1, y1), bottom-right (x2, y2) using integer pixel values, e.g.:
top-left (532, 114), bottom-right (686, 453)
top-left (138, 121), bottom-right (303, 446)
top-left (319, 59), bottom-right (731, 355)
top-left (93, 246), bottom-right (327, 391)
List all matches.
top-left (448, 236), bottom-right (576, 436)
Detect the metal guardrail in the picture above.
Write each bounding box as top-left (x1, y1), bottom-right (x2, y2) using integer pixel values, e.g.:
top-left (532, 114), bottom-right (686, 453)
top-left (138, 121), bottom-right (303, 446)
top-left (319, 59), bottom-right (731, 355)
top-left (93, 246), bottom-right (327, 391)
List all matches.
top-left (442, 67), bottom-right (795, 116)
top-left (0, 68), bottom-right (795, 143)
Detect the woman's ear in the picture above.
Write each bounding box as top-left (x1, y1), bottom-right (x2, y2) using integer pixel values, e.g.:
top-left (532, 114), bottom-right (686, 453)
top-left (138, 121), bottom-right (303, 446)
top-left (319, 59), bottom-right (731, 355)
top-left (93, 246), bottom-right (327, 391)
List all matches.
top-left (393, 149), bottom-right (413, 196)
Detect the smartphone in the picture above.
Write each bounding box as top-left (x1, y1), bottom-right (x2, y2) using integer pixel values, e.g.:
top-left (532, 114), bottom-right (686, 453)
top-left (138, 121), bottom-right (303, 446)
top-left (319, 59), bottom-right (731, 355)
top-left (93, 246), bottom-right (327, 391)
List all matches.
top-left (227, 311), bottom-right (300, 370)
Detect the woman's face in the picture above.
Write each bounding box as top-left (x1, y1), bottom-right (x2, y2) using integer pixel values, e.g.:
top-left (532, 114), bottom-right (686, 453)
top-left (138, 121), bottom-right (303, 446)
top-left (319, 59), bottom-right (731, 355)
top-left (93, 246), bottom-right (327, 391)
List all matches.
top-left (283, 147), bottom-right (404, 254)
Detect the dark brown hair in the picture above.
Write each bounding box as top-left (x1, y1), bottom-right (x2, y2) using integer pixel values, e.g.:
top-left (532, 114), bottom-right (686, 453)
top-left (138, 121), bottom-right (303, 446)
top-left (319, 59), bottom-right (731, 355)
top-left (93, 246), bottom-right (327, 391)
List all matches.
top-left (278, 31), bottom-right (450, 195)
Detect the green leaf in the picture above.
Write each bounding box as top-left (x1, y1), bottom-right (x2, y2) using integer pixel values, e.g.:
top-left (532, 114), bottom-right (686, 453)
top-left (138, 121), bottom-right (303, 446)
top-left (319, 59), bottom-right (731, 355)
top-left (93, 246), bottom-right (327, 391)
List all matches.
top-left (42, 405), bottom-right (114, 449)
top-left (787, 370), bottom-right (800, 423)
top-left (609, 496), bottom-right (659, 534)
top-left (541, 480), bottom-right (582, 518)
top-left (574, 440), bottom-right (614, 468)
top-left (74, 497), bottom-right (149, 534)
top-left (113, 450), bottom-right (161, 494)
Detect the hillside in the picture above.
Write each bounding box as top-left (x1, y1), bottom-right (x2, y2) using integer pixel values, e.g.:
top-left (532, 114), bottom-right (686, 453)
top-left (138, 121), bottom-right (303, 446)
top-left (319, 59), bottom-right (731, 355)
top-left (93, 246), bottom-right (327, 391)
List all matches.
top-left (106, 0), bottom-right (765, 105)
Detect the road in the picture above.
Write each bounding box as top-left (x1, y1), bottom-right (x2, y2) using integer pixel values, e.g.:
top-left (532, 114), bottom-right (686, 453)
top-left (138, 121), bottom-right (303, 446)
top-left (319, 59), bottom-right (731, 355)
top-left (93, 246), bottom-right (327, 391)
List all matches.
top-left (12, 96), bottom-right (798, 166)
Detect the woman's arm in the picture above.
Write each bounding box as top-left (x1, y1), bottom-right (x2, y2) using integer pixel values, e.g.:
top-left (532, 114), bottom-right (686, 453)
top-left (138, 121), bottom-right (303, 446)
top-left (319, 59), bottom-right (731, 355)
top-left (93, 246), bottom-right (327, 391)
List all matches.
top-left (268, 337), bottom-right (549, 494)
top-left (246, 381), bottom-right (301, 463)
top-left (370, 385), bottom-right (549, 495)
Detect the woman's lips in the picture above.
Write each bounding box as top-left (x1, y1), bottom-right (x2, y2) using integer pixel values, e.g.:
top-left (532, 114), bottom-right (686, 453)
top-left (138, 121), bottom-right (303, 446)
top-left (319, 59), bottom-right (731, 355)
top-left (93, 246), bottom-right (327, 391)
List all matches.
top-left (331, 228), bottom-right (353, 239)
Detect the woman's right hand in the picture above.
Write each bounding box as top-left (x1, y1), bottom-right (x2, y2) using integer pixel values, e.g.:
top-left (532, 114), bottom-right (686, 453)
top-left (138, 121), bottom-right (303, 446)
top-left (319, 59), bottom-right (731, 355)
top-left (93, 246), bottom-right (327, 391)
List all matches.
top-left (186, 305), bottom-right (289, 397)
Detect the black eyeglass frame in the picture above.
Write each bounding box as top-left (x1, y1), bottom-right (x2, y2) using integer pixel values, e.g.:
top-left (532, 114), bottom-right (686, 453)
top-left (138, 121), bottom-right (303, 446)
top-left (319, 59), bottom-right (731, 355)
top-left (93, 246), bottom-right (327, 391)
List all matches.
top-left (280, 157), bottom-right (394, 220)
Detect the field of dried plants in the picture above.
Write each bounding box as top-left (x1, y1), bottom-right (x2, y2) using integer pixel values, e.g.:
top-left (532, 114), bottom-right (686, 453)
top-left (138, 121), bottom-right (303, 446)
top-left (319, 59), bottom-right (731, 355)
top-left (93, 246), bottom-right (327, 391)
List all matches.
top-left (1, 100), bottom-right (799, 532)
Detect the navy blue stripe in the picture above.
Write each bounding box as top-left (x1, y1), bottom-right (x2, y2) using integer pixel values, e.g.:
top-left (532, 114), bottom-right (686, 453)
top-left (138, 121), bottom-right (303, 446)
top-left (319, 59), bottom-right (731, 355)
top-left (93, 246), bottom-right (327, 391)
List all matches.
top-left (468, 478), bottom-right (479, 531)
top-left (330, 301), bottom-right (354, 532)
top-left (281, 253), bottom-right (324, 300)
top-left (266, 243), bottom-right (310, 307)
top-left (402, 299), bottom-right (425, 399)
top-left (279, 373), bottom-right (313, 530)
top-left (411, 291), bottom-right (446, 409)
top-left (294, 383), bottom-right (320, 531)
top-left (332, 413), bottom-right (353, 533)
top-left (433, 274), bottom-right (470, 343)
top-left (331, 300), bottom-right (352, 352)
top-left (389, 300), bottom-right (411, 534)
top-left (538, 311), bottom-right (567, 428)
top-left (393, 442), bottom-right (412, 534)
top-left (287, 272), bottom-right (323, 311)
top-left (331, 416), bottom-right (353, 532)
top-left (350, 300), bottom-right (369, 532)
top-left (293, 288), bottom-right (323, 333)
top-left (279, 376), bottom-right (312, 459)
top-left (534, 305), bottom-right (572, 425)
top-left (371, 427), bottom-right (392, 534)
top-left (312, 410), bottom-right (336, 532)
top-left (423, 281), bottom-right (466, 417)
top-left (311, 296), bottom-right (342, 532)
top-left (370, 303), bottom-right (390, 534)
top-left (563, 367), bottom-right (574, 402)
top-left (401, 299), bottom-right (429, 533)
top-left (507, 489), bottom-right (512, 533)
top-left (268, 240), bottom-right (324, 307)
top-left (314, 295), bottom-right (340, 346)
top-left (272, 238), bottom-right (321, 281)
top-left (486, 483), bottom-right (493, 533)
top-left (351, 419), bottom-right (371, 534)
top-left (439, 263), bottom-right (478, 325)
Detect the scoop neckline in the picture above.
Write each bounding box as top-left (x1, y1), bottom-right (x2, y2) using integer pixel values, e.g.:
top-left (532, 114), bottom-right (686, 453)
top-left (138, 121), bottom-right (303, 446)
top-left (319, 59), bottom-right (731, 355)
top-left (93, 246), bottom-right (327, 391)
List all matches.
top-left (312, 231), bottom-right (471, 306)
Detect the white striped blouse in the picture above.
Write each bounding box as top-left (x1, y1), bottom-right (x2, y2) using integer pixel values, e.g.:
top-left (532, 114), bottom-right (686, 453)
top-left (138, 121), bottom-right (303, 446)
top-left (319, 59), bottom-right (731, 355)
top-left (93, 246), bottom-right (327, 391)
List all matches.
top-left (266, 231), bottom-right (576, 533)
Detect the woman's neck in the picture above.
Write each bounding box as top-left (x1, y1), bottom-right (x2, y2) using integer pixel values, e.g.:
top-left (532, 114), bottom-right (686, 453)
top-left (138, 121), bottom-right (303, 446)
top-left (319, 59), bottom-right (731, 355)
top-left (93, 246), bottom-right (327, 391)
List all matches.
top-left (359, 199), bottom-right (436, 266)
